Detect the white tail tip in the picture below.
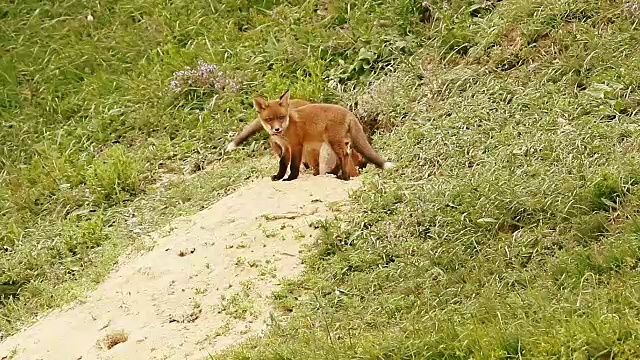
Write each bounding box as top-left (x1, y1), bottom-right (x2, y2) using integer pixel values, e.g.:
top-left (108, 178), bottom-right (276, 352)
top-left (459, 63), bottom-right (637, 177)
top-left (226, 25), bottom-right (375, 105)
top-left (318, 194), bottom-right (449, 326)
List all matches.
top-left (225, 142), bottom-right (237, 152)
top-left (383, 162), bottom-right (395, 170)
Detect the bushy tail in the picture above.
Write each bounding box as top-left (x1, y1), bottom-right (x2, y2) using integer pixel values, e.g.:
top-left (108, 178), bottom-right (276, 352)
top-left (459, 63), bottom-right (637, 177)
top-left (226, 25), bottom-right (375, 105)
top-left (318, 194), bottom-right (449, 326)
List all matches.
top-left (348, 115), bottom-right (394, 170)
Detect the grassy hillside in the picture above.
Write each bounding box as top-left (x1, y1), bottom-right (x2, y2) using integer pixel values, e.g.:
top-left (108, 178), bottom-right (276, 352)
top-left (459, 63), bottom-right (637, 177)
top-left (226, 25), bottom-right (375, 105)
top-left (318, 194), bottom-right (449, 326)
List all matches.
top-left (0, 0), bottom-right (424, 336)
top-left (3, 0), bottom-right (640, 357)
top-left (216, 0), bottom-right (640, 358)
top-left (0, 0), bottom-right (430, 338)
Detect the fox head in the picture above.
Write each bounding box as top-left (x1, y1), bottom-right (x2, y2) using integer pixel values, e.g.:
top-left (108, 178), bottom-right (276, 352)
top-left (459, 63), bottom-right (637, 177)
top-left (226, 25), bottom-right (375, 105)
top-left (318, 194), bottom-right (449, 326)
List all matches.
top-left (253, 90), bottom-right (290, 136)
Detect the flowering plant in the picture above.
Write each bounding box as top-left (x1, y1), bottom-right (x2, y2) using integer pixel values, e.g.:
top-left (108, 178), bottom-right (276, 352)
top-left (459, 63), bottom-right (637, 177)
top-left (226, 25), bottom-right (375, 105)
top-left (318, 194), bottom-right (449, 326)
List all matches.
top-left (626, 1), bottom-right (640, 17)
top-left (169, 60), bottom-right (239, 93)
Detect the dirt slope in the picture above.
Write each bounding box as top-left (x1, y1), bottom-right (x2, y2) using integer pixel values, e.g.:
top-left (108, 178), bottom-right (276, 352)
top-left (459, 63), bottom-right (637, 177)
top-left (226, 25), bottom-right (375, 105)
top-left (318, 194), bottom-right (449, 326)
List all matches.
top-left (0, 174), bottom-right (361, 360)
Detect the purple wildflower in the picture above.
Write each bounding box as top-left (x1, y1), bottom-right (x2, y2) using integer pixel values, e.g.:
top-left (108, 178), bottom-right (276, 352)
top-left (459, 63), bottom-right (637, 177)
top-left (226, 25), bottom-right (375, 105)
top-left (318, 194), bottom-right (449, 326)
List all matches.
top-left (168, 59), bottom-right (239, 93)
top-left (625, 1), bottom-right (640, 17)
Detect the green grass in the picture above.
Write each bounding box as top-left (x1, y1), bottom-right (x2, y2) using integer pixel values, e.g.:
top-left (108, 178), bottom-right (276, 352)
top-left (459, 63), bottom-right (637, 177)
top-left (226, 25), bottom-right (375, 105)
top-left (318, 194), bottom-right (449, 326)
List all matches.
top-left (3, 0), bottom-right (640, 358)
top-left (216, 0), bottom-right (640, 358)
top-left (0, 0), bottom-right (426, 337)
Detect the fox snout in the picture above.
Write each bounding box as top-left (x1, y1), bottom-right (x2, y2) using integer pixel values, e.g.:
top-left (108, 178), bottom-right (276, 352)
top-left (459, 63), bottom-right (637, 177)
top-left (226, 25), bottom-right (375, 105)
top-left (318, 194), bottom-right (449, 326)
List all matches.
top-left (267, 120), bottom-right (287, 135)
top-left (259, 120), bottom-right (286, 136)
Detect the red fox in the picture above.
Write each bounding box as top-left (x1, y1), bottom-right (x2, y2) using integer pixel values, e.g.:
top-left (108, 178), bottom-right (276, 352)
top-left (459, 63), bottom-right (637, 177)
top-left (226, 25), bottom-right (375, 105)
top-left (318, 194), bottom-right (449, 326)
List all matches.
top-left (226, 98), bottom-right (368, 176)
top-left (253, 90), bottom-right (394, 181)
top-left (315, 139), bottom-right (365, 178)
top-left (225, 99), bottom-right (311, 153)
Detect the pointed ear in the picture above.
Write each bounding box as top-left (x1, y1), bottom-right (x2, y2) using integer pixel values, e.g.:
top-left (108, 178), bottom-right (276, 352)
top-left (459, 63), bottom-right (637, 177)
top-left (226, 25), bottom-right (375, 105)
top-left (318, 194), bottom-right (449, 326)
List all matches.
top-left (253, 97), bottom-right (268, 112)
top-left (278, 89), bottom-right (290, 107)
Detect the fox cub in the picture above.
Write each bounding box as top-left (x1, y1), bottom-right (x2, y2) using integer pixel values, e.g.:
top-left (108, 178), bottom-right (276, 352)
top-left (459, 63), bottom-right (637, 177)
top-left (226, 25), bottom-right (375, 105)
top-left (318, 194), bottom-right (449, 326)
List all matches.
top-left (253, 90), bottom-right (394, 181)
top-left (226, 98), bottom-right (367, 176)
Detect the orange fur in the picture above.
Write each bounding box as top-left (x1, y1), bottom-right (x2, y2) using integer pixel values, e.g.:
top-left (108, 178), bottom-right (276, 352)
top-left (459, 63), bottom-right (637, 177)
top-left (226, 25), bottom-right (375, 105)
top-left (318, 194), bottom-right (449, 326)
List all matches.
top-left (229, 98), bottom-right (367, 177)
top-left (253, 90), bottom-right (393, 182)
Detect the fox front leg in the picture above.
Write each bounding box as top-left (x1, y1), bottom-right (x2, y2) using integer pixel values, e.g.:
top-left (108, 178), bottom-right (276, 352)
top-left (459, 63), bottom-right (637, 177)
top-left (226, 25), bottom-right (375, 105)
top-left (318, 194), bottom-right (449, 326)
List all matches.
top-left (272, 145), bottom-right (290, 181)
top-left (284, 144), bottom-right (303, 181)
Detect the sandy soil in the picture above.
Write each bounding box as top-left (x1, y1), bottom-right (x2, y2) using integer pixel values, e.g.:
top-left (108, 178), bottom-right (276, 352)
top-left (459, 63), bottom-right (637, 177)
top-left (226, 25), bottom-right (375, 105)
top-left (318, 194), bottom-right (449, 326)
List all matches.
top-left (0, 174), bottom-right (361, 360)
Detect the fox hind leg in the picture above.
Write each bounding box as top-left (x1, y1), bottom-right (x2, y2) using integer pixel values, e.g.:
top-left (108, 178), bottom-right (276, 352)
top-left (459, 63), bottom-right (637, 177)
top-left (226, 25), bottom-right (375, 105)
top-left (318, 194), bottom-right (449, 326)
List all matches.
top-left (328, 139), bottom-right (350, 181)
top-left (305, 146), bottom-right (321, 176)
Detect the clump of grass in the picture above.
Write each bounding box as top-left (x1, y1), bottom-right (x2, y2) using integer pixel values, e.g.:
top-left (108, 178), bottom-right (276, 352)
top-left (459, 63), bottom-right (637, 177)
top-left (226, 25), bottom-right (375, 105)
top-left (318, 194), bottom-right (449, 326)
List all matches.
top-left (99, 330), bottom-right (128, 350)
top-left (218, 281), bottom-right (257, 320)
top-left (84, 145), bottom-right (145, 206)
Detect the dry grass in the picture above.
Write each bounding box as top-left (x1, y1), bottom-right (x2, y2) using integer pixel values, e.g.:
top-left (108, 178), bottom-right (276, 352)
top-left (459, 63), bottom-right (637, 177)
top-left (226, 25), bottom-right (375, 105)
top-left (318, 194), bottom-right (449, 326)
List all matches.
top-left (99, 330), bottom-right (128, 350)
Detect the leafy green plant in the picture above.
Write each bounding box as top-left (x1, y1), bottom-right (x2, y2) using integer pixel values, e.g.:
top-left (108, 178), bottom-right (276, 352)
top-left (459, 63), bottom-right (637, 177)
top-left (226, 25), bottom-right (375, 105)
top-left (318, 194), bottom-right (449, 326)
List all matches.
top-left (84, 145), bottom-right (145, 206)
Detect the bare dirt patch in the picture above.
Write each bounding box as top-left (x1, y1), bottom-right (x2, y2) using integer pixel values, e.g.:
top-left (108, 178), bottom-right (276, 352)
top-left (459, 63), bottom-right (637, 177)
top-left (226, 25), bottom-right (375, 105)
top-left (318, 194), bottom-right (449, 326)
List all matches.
top-left (0, 175), bottom-right (361, 360)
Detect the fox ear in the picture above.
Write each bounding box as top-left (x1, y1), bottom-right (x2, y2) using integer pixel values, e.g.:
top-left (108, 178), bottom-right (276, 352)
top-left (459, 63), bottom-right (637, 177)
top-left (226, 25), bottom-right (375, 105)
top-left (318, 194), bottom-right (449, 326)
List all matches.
top-left (278, 89), bottom-right (290, 107)
top-left (253, 97), bottom-right (268, 112)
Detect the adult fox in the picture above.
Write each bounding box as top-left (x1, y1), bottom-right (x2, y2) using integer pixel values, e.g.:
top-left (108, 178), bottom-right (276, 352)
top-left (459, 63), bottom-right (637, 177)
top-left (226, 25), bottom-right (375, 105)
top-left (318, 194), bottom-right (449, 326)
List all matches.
top-left (226, 98), bottom-right (367, 176)
top-left (253, 90), bottom-right (394, 181)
